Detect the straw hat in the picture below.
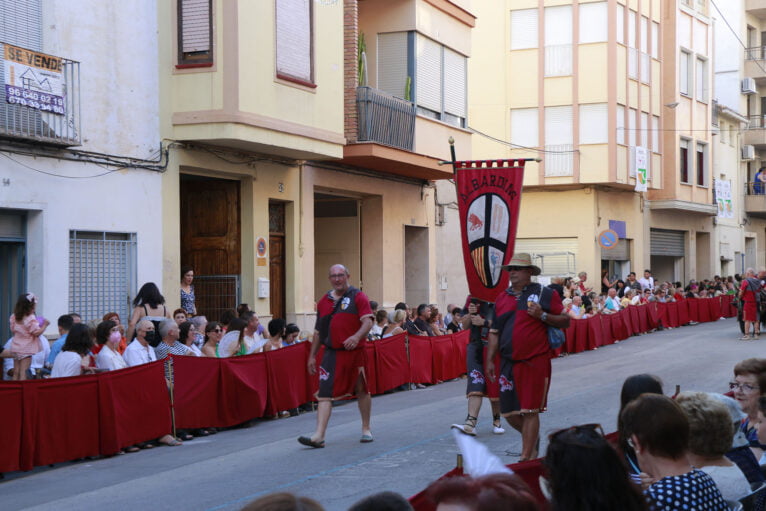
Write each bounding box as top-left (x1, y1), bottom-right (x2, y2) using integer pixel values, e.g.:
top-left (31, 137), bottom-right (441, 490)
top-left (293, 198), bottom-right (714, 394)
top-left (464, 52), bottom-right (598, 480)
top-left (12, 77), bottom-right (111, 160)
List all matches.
top-left (500, 253), bottom-right (541, 276)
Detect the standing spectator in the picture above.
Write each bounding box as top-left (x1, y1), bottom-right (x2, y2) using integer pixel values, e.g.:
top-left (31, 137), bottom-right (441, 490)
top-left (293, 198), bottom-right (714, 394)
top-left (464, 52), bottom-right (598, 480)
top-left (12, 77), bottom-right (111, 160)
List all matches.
top-left (577, 271), bottom-right (592, 295)
top-left (548, 277), bottom-right (565, 299)
top-left (124, 320), bottom-right (158, 366)
top-left (126, 282), bottom-right (172, 342)
top-left (263, 318), bottom-right (286, 352)
top-left (9, 293), bottom-right (50, 381)
top-left (638, 269), bottom-right (655, 291)
top-left (601, 269), bottom-right (617, 294)
top-left (408, 304), bottom-right (435, 336)
top-left (754, 167), bottom-right (766, 195)
top-left (444, 303), bottom-right (458, 327)
top-left (201, 322), bottom-right (223, 357)
top-left (180, 266), bottom-right (196, 316)
top-left (179, 321), bottom-right (202, 356)
top-left (620, 394), bottom-right (728, 510)
top-left (173, 309), bottom-right (188, 325)
top-left (626, 272), bottom-right (642, 293)
top-left (51, 324), bottom-right (96, 378)
top-left (95, 320), bottom-right (128, 371)
top-left (47, 314), bottom-right (76, 366)
top-left (369, 301), bottom-right (379, 315)
top-left (738, 268), bottom-right (761, 340)
top-left (486, 253), bottom-right (569, 461)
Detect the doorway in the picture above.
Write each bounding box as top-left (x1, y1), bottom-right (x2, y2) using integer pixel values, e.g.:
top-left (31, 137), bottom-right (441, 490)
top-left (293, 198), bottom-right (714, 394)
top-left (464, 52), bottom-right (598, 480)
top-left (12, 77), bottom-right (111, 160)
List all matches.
top-left (180, 175), bottom-right (241, 321)
top-left (314, 192), bottom-right (361, 301)
top-left (405, 225), bottom-right (429, 307)
top-left (0, 211), bottom-right (26, 339)
top-left (269, 201), bottom-right (286, 319)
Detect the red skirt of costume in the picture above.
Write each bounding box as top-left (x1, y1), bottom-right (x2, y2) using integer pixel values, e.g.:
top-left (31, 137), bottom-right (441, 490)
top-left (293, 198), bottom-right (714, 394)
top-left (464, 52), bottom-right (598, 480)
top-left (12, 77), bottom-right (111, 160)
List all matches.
top-left (317, 346), bottom-right (367, 400)
top-left (743, 301), bottom-right (758, 322)
top-left (499, 353), bottom-right (551, 416)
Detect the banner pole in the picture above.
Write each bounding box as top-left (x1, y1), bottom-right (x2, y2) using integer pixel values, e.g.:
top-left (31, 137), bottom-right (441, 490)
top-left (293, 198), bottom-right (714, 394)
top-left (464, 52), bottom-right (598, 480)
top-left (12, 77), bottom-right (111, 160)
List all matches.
top-left (449, 137), bottom-right (458, 178)
top-left (168, 357), bottom-right (177, 439)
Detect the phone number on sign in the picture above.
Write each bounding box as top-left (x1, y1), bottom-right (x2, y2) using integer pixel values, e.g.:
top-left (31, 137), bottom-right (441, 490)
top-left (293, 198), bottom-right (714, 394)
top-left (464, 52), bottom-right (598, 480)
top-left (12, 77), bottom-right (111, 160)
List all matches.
top-left (5, 86), bottom-right (65, 114)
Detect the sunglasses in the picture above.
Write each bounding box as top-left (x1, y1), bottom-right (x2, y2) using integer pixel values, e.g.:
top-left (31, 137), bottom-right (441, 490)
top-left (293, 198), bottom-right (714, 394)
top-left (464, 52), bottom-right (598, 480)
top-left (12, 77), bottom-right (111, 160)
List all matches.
top-left (210, 328), bottom-right (222, 333)
top-left (505, 266), bottom-right (530, 272)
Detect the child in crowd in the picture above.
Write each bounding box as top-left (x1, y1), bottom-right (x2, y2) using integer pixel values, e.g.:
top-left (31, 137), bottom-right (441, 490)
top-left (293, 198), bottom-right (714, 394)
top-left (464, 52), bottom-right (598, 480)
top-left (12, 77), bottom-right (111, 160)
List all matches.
top-left (10, 293), bottom-right (49, 381)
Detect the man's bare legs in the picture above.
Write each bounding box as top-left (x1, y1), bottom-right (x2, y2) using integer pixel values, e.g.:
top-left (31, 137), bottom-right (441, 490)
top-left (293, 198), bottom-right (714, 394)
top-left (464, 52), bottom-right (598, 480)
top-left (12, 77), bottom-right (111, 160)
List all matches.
top-left (310, 400), bottom-right (332, 443)
top-left (505, 412), bottom-right (540, 461)
top-left (309, 373), bottom-right (370, 443)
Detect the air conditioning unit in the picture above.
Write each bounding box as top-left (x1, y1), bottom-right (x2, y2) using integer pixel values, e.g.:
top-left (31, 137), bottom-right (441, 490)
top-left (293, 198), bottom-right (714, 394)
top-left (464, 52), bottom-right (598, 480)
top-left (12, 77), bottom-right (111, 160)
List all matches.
top-left (742, 77), bottom-right (757, 95)
top-left (742, 144), bottom-right (755, 160)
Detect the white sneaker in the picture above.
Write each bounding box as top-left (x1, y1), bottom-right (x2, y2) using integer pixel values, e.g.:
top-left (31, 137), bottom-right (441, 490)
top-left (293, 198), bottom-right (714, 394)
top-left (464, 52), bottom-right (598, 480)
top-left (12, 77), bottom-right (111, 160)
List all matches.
top-left (493, 424), bottom-right (505, 435)
top-left (451, 423), bottom-right (477, 436)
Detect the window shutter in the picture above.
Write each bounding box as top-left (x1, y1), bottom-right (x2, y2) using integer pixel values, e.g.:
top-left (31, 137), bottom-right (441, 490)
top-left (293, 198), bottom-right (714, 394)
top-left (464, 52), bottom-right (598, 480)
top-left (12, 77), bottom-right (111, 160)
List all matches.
top-left (640, 111), bottom-right (649, 148)
top-left (651, 22), bottom-right (659, 59)
top-left (628, 10), bottom-right (636, 49)
top-left (696, 57), bottom-right (706, 100)
top-left (180, 0), bottom-right (211, 53)
top-left (680, 51), bottom-right (689, 95)
top-left (416, 34), bottom-right (442, 112)
top-left (443, 47), bottom-right (465, 118)
top-left (0, 0), bottom-right (42, 49)
top-left (276, 0), bottom-right (312, 82)
top-left (377, 32), bottom-right (409, 99)
top-left (616, 105), bottom-right (625, 145)
top-left (616, 5), bottom-right (625, 45)
top-left (579, 103), bottom-right (608, 144)
top-left (579, 2), bottom-right (607, 44)
top-left (545, 106), bottom-right (573, 176)
top-left (510, 9), bottom-right (538, 50)
top-left (652, 116), bottom-right (659, 153)
top-left (511, 108), bottom-right (539, 148)
top-left (544, 6), bottom-right (572, 76)
top-left (628, 108), bottom-right (637, 147)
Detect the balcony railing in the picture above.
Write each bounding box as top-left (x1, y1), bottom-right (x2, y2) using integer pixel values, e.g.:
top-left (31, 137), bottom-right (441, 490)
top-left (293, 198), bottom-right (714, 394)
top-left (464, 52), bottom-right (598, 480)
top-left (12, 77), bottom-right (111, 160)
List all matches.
top-left (748, 115), bottom-right (766, 128)
top-left (745, 47), bottom-right (766, 61)
top-left (0, 42), bottom-right (81, 146)
top-left (356, 86), bottom-right (415, 151)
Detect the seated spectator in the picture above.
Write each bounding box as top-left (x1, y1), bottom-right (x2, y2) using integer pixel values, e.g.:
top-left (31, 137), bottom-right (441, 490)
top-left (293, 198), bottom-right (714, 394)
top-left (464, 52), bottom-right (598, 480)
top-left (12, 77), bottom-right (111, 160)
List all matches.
top-left (263, 318), bottom-right (286, 352)
top-left (675, 391), bottom-right (751, 501)
top-left (216, 318), bottom-right (249, 358)
top-left (383, 309), bottom-right (407, 338)
top-left (348, 491), bottom-right (414, 511)
top-left (444, 303), bottom-right (458, 328)
top-left (548, 277), bottom-right (565, 299)
top-left (408, 304), bottom-right (435, 336)
top-left (446, 308), bottom-right (463, 333)
top-left (241, 311), bottom-right (266, 353)
top-left (126, 282), bottom-right (171, 342)
top-left (429, 305), bottom-right (444, 336)
top-left (47, 314), bottom-right (76, 365)
top-left (95, 320), bottom-right (128, 371)
top-left (730, 358), bottom-right (766, 460)
top-left (369, 309), bottom-right (389, 340)
top-left (173, 308), bottom-right (187, 326)
top-left (201, 322), bottom-right (222, 357)
top-left (189, 315), bottom-right (207, 348)
top-left (100, 312), bottom-right (127, 354)
top-left (236, 303), bottom-right (251, 317)
top-left (240, 492), bottom-right (324, 511)
top-left (178, 321), bottom-right (202, 356)
top-left (620, 394), bottom-right (728, 509)
top-left (51, 323), bottom-right (96, 378)
top-left (284, 323), bottom-right (300, 346)
top-left (124, 319), bottom-right (158, 366)
top-left (621, 289), bottom-right (638, 308)
top-left (154, 319), bottom-right (192, 360)
top-left (603, 288), bottom-right (620, 313)
top-left (618, 374), bottom-right (664, 479)
top-left (220, 309), bottom-right (237, 330)
top-left (544, 424), bottom-right (647, 511)
top-left (426, 473), bottom-right (538, 511)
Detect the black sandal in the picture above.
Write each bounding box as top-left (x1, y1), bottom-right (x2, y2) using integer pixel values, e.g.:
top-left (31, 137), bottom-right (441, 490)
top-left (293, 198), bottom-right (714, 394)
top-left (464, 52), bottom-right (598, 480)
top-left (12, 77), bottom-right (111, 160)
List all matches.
top-left (450, 414), bottom-right (478, 436)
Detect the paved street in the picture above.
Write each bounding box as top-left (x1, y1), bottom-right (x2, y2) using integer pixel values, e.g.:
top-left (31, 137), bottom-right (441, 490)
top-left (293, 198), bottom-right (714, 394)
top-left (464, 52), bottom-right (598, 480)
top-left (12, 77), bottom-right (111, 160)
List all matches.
top-left (2, 317), bottom-right (760, 510)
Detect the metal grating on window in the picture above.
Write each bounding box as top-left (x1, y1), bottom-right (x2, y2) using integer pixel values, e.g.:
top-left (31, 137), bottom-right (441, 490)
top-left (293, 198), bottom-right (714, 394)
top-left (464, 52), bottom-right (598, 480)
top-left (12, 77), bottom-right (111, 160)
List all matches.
top-left (69, 231), bottom-right (137, 323)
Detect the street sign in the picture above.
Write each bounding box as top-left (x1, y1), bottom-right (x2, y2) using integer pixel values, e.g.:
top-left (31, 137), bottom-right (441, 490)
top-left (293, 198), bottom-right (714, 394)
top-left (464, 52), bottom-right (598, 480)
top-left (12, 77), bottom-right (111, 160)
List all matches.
top-left (598, 229), bottom-right (619, 250)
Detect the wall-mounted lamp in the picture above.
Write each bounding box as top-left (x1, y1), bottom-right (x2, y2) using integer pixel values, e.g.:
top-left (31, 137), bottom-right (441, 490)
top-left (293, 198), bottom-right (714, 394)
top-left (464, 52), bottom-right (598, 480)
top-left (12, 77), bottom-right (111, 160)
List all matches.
top-left (664, 102), bottom-right (679, 109)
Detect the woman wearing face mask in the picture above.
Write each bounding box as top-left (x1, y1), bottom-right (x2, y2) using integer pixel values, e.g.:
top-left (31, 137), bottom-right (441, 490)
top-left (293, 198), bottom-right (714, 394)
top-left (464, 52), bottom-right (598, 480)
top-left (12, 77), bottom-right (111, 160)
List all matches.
top-left (95, 320), bottom-right (128, 371)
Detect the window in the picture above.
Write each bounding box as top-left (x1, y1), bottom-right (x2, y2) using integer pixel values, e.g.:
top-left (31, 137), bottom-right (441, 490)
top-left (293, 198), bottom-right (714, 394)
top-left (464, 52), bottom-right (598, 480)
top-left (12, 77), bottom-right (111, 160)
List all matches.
top-left (651, 115), bottom-right (659, 153)
top-left (443, 47), bottom-right (466, 124)
top-left (629, 107), bottom-right (637, 147)
top-left (616, 5), bottom-right (625, 45)
top-left (69, 231), bottom-right (137, 324)
top-left (640, 112), bottom-right (649, 148)
top-left (680, 50), bottom-right (691, 96)
top-left (720, 122), bottom-right (727, 144)
top-left (651, 22), bottom-right (659, 59)
top-left (640, 16), bottom-right (650, 83)
top-left (544, 5), bottom-right (572, 77)
top-left (415, 34), bottom-right (467, 127)
top-left (178, 0), bottom-right (213, 66)
top-left (696, 142), bottom-right (707, 186)
top-left (276, 0), bottom-right (313, 85)
top-left (680, 138), bottom-right (690, 183)
top-left (579, 103), bottom-right (608, 144)
top-left (510, 9), bottom-right (538, 50)
top-left (377, 32), bottom-right (409, 99)
top-left (628, 10), bottom-right (637, 79)
top-left (579, 2), bottom-right (607, 44)
top-left (545, 106), bottom-right (573, 176)
top-left (511, 108), bottom-right (539, 148)
top-left (696, 57), bottom-right (707, 102)
top-left (416, 35), bottom-right (442, 115)
top-left (616, 105), bottom-right (625, 145)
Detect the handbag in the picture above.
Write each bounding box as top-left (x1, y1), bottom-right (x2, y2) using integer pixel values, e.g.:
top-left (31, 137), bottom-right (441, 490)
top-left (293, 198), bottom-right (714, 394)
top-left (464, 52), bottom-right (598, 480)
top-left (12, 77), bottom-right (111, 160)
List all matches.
top-left (547, 326), bottom-right (565, 350)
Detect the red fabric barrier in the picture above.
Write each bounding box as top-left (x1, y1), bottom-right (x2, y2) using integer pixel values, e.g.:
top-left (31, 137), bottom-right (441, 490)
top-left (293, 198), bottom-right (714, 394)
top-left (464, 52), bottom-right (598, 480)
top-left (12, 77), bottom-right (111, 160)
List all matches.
top-left (665, 301), bottom-right (679, 328)
top-left (98, 361), bottom-right (171, 454)
top-left (374, 333), bottom-right (410, 392)
top-left (647, 303), bottom-right (660, 329)
top-left (687, 299), bottom-right (699, 323)
top-left (265, 343), bottom-right (312, 415)
top-left (409, 335), bottom-right (434, 384)
top-left (409, 467), bottom-right (464, 511)
top-left (587, 315), bottom-right (603, 350)
top-left (677, 299), bottom-right (690, 325)
top-left (612, 310), bottom-right (629, 341)
top-left (364, 342), bottom-right (378, 396)
top-left (452, 330), bottom-right (470, 376)
top-left (26, 375), bottom-right (101, 468)
top-left (723, 295), bottom-right (737, 318)
top-left (431, 335), bottom-right (458, 383)
top-left (628, 306), bottom-right (641, 335)
top-left (696, 298), bottom-right (712, 323)
top-left (707, 297), bottom-right (722, 321)
top-left (218, 354), bottom-right (268, 425)
top-left (0, 383), bottom-right (23, 472)
top-left (637, 304), bottom-right (649, 332)
top-left (655, 302), bottom-right (668, 327)
top-left (575, 318), bottom-right (590, 353)
top-left (600, 314), bottom-right (615, 346)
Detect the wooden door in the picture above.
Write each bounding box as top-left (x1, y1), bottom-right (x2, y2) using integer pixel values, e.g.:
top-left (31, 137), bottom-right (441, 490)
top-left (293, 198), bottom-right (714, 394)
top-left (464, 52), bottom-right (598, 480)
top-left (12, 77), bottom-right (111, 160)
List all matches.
top-left (180, 177), bottom-right (241, 319)
top-left (269, 202), bottom-right (286, 319)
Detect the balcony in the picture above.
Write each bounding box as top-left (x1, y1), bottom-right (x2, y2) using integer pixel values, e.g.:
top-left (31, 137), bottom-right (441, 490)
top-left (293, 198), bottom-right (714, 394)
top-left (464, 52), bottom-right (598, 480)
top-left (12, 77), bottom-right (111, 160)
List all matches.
top-left (746, 0), bottom-right (766, 20)
top-left (0, 43), bottom-right (81, 146)
top-left (745, 182), bottom-right (766, 218)
top-left (744, 48), bottom-right (766, 84)
top-left (744, 116), bottom-right (766, 148)
top-left (342, 86), bottom-right (454, 181)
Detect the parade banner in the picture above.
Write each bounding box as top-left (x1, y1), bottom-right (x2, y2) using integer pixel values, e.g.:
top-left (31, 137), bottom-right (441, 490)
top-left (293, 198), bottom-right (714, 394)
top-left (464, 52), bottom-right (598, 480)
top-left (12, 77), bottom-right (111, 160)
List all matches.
top-left (455, 159), bottom-right (526, 302)
top-left (715, 179), bottom-right (733, 219)
top-left (634, 146), bottom-right (649, 192)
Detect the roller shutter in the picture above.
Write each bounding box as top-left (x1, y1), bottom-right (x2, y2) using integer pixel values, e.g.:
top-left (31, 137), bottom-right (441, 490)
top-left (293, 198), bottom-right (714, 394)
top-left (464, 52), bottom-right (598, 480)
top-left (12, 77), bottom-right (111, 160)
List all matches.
top-left (515, 238), bottom-right (578, 276)
top-left (601, 239), bottom-right (629, 261)
top-left (650, 229), bottom-right (685, 257)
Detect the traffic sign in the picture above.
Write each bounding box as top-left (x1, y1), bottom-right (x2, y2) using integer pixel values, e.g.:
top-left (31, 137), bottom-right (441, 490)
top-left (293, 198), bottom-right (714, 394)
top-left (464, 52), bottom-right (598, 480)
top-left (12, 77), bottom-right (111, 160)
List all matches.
top-left (598, 229), bottom-right (619, 250)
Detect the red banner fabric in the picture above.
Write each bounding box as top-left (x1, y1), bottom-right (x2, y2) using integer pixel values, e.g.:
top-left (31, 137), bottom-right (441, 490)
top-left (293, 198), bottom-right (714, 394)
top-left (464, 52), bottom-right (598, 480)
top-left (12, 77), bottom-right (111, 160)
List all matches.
top-left (409, 335), bottom-right (434, 384)
top-left (364, 342), bottom-right (378, 396)
top-left (451, 330), bottom-right (470, 377)
top-left (0, 383), bottom-right (23, 472)
top-left (375, 333), bottom-right (410, 393)
top-left (431, 335), bottom-right (458, 383)
top-left (455, 160), bottom-right (525, 302)
top-left (265, 343), bottom-right (312, 415)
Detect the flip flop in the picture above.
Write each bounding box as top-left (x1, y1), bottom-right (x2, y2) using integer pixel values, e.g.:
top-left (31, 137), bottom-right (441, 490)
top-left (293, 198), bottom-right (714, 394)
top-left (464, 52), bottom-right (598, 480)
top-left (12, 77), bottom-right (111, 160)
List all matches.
top-left (125, 446), bottom-right (141, 453)
top-left (161, 438), bottom-right (182, 447)
top-left (298, 436), bottom-right (325, 448)
top-left (360, 434), bottom-right (374, 443)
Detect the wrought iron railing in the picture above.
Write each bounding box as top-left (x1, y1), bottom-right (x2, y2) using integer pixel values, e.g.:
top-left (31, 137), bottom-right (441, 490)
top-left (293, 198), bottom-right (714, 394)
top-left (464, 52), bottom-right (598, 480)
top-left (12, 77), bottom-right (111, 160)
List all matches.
top-left (193, 275), bottom-right (241, 322)
top-left (745, 47), bottom-right (766, 61)
top-left (745, 181), bottom-right (766, 196)
top-left (356, 86), bottom-right (415, 151)
top-left (0, 42), bottom-right (81, 146)
top-left (748, 115), bottom-right (766, 129)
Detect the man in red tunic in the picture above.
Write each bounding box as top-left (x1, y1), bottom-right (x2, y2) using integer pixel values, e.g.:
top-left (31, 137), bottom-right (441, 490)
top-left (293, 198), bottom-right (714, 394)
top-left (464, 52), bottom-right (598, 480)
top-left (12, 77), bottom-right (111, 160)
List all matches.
top-left (738, 268), bottom-right (761, 340)
top-left (298, 264), bottom-right (374, 448)
top-left (486, 253), bottom-right (569, 461)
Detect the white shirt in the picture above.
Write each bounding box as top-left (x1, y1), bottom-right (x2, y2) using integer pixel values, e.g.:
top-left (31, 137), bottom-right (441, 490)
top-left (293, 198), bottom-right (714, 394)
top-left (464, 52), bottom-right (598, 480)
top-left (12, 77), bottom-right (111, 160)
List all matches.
top-left (188, 343), bottom-right (202, 357)
top-left (638, 276), bottom-right (655, 291)
top-left (31, 336), bottom-right (50, 370)
top-left (96, 345), bottom-right (128, 371)
top-left (699, 464), bottom-right (751, 502)
top-left (244, 332), bottom-right (266, 354)
top-left (3, 339), bottom-right (12, 380)
top-left (52, 351), bottom-right (85, 378)
top-left (123, 339), bottom-right (158, 367)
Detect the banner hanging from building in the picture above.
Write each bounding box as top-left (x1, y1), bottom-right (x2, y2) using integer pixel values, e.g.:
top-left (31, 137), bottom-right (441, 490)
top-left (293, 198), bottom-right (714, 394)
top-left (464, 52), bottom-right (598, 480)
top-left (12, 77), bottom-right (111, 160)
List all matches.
top-left (715, 180), bottom-right (733, 219)
top-left (455, 159), bottom-right (526, 303)
top-left (634, 146), bottom-right (649, 192)
top-left (3, 44), bottom-right (65, 115)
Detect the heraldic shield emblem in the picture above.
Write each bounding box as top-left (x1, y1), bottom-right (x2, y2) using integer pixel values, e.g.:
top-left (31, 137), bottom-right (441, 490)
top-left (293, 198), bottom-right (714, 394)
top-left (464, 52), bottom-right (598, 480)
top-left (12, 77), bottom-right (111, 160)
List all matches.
top-left (455, 159), bottom-right (526, 303)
